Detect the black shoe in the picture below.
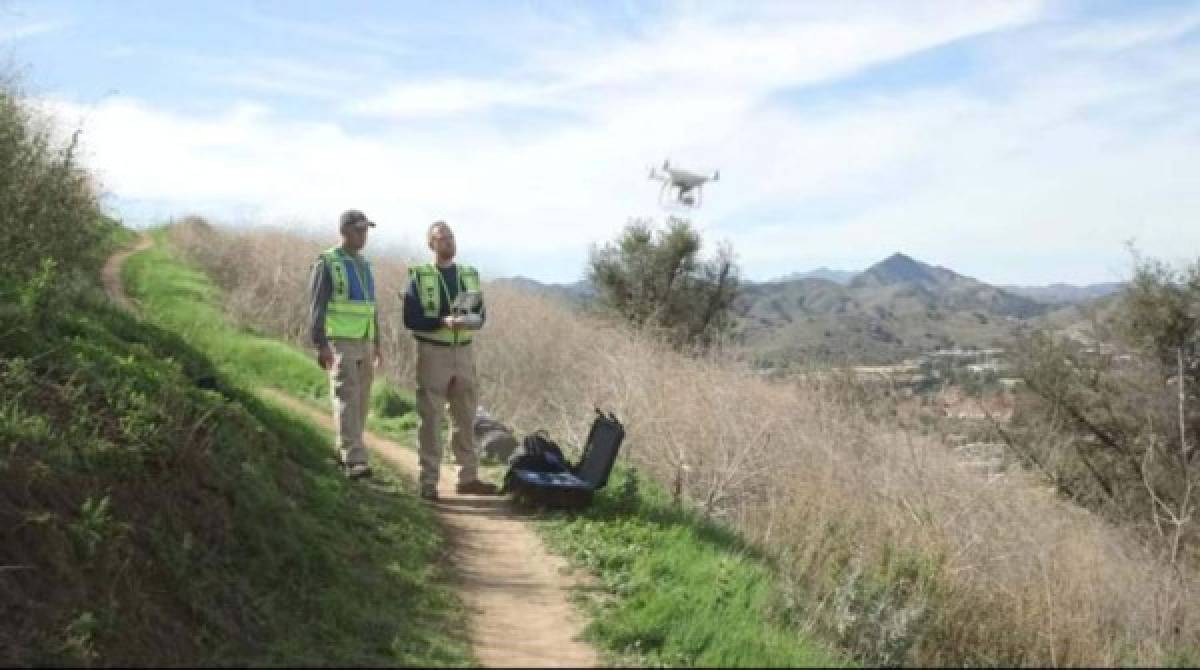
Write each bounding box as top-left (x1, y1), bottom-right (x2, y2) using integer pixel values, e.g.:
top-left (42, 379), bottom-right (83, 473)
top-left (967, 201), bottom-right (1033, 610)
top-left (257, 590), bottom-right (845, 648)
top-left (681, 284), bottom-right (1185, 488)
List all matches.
top-left (419, 487), bottom-right (439, 502)
top-left (344, 463), bottom-right (372, 480)
top-left (456, 479), bottom-right (499, 495)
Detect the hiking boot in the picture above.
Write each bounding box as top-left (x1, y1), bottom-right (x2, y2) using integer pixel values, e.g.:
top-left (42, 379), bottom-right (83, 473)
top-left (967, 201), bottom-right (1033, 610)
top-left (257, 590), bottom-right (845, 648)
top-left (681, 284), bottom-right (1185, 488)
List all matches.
top-left (419, 487), bottom-right (439, 502)
top-left (456, 479), bottom-right (499, 495)
top-left (344, 463), bottom-right (372, 480)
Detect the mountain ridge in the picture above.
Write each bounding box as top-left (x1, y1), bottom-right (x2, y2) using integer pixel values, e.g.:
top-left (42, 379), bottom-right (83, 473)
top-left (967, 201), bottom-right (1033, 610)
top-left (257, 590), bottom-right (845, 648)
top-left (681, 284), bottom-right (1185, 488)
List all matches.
top-left (491, 253), bottom-right (1124, 365)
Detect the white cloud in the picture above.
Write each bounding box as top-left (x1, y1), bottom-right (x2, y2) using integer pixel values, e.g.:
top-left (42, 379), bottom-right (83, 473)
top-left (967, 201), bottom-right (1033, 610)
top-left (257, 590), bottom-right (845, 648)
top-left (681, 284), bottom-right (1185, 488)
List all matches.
top-left (346, 0), bottom-right (1043, 120)
top-left (218, 57), bottom-right (364, 100)
top-left (347, 78), bottom-right (558, 118)
top-left (0, 19), bottom-right (64, 43)
top-left (1052, 7), bottom-right (1200, 52)
top-left (32, 2), bottom-right (1200, 285)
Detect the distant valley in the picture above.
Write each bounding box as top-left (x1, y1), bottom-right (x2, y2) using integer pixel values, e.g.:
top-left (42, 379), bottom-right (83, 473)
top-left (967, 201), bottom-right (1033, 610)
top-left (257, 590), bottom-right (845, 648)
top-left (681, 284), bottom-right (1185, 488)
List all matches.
top-left (998, 282), bottom-right (1125, 304)
top-left (492, 254), bottom-right (1126, 366)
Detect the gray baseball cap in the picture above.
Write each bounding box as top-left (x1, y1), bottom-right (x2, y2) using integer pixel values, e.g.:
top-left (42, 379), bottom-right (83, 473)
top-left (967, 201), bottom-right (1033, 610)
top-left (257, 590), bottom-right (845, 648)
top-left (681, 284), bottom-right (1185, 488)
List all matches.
top-left (339, 209), bottom-right (376, 229)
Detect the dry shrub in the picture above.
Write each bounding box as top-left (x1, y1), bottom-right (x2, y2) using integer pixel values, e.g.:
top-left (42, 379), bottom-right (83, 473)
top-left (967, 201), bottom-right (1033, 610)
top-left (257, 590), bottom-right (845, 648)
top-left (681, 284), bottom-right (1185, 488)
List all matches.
top-left (168, 220), bottom-right (1199, 666)
top-left (167, 219), bottom-right (420, 386)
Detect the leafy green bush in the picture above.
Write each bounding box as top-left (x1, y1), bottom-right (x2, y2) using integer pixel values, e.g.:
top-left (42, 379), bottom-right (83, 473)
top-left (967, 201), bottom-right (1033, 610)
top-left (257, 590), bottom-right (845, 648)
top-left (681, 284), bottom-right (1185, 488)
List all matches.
top-left (0, 84), bottom-right (107, 283)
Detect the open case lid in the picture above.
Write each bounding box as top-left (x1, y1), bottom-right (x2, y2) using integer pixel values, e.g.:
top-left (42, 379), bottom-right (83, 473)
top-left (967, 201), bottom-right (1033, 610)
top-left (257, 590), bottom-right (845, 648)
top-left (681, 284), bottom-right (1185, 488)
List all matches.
top-left (573, 410), bottom-right (625, 490)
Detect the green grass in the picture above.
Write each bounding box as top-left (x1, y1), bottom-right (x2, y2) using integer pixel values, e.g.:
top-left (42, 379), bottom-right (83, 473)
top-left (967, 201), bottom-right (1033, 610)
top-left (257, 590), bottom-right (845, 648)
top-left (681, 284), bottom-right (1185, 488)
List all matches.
top-left (123, 228), bottom-right (424, 451)
top-left (1, 232), bottom-right (473, 665)
top-left (121, 230), bottom-right (329, 399)
top-left (538, 467), bottom-right (849, 668)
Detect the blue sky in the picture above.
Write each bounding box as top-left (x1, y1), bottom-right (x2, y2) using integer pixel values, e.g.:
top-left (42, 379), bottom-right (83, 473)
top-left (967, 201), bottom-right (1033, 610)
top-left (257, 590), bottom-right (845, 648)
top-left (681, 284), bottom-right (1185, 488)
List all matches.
top-left (2, 1), bottom-right (1197, 285)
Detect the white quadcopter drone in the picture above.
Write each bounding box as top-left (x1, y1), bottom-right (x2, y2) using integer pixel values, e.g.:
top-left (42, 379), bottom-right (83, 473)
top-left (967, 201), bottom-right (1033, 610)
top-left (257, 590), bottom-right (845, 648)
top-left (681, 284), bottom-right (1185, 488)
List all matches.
top-left (648, 159), bottom-right (719, 208)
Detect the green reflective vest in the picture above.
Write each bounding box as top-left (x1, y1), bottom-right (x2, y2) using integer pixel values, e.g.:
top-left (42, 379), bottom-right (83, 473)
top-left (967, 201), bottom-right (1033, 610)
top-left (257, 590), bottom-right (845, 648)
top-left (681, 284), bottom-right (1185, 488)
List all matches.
top-left (410, 263), bottom-right (481, 345)
top-left (321, 247), bottom-right (376, 340)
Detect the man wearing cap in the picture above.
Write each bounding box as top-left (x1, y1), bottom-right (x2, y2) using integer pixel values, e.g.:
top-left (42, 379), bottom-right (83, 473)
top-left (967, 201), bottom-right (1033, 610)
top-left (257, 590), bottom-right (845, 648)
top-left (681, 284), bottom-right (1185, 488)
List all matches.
top-left (308, 209), bottom-right (382, 480)
top-left (403, 221), bottom-right (498, 500)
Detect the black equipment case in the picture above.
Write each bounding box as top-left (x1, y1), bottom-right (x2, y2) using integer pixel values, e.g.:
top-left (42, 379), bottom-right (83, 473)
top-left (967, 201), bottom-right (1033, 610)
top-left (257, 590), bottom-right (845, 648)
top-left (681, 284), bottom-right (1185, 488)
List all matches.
top-left (502, 410), bottom-right (625, 509)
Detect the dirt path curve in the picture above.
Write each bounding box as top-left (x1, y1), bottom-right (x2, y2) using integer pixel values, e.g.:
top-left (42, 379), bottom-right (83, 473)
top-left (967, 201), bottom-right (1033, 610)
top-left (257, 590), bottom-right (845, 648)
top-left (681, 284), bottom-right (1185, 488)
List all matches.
top-left (103, 237), bottom-right (600, 669)
top-left (101, 234), bottom-right (152, 312)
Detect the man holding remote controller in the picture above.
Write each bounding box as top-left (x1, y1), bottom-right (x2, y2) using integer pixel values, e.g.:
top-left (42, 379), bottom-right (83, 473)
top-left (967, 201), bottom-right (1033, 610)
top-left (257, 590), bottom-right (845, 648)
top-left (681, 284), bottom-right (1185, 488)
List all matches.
top-left (403, 221), bottom-right (497, 501)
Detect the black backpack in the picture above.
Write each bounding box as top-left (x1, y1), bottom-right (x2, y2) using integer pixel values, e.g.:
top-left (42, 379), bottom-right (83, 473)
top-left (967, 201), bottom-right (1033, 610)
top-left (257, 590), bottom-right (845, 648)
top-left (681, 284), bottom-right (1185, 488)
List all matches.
top-left (506, 432), bottom-right (569, 475)
top-left (502, 410), bottom-right (625, 509)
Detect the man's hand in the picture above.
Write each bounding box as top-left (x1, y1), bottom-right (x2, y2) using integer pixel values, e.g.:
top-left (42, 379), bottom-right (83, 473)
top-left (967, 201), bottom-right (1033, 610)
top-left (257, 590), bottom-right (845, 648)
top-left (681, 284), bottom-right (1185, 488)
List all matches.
top-left (317, 343), bottom-right (334, 370)
top-left (373, 346), bottom-right (384, 369)
top-left (443, 315), bottom-right (463, 331)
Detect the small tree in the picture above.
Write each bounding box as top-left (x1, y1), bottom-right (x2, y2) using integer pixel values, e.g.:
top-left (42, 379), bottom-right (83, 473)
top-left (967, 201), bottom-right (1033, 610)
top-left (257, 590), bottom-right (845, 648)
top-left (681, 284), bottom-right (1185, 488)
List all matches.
top-left (588, 216), bottom-right (740, 351)
top-left (1008, 252), bottom-right (1199, 562)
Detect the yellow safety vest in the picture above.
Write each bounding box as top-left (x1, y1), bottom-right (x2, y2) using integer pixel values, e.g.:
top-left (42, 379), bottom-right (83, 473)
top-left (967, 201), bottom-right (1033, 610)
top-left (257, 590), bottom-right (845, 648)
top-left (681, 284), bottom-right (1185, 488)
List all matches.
top-left (321, 247), bottom-right (376, 340)
top-left (410, 263), bottom-right (481, 345)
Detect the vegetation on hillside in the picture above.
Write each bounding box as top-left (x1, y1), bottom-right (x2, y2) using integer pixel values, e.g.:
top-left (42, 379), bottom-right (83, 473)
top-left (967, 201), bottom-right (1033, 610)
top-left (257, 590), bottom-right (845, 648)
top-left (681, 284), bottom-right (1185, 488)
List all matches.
top-left (541, 469), bottom-right (843, 668)
top-left (166, 219), bottom-right (1200, 666)
top-left (0, 86), bottom-right (108, 284)
top-left (0, 80), bottom-right (471, 666)
top-left (161, 220), bottom-right (851, 667)
top-left (1011, 252), bottom-right (1199, 565)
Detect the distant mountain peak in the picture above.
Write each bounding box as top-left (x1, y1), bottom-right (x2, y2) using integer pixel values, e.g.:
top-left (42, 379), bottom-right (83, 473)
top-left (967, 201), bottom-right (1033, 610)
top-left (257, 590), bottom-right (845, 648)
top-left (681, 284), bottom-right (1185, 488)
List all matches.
top-left (856, 252), bottom-right (940, 286)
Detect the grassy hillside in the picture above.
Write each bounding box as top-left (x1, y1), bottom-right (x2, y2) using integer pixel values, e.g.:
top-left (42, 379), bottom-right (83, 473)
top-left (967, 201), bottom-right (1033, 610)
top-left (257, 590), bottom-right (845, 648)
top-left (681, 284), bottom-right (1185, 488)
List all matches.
top-left (122, 229), bottom-right (330, 399)
top-left (1, 80), bottom-right (471, 665)
top-left (1, 252), bottom-right (472, 665)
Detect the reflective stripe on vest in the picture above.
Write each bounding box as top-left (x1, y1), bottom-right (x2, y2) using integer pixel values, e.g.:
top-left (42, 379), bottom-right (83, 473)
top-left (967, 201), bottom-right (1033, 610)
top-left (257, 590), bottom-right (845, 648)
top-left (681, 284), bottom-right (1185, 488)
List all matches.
top-left (409, 263), bottom-right (481, 345)
top-left (321, 247), bottom-right (376, 340)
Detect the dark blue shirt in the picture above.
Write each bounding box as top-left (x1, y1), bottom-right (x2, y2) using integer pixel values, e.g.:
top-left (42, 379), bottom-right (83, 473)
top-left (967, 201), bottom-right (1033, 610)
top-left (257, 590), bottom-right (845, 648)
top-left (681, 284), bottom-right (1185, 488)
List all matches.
top-left (403, 264), bottom-right (486, 333)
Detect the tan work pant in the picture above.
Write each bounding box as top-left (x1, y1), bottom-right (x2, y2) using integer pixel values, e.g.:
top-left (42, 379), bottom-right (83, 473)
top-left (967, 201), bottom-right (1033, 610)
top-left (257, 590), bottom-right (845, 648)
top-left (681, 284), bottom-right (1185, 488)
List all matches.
top-left (328, 339), bottom-right (374, 467)
top-left (416, 340), bottom-right (479, 490)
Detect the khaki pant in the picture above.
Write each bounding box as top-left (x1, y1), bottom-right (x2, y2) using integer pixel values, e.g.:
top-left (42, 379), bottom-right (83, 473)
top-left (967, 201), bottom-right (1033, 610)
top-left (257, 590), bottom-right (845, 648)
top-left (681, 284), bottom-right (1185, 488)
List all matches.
top-left (416, 340), bottom-right (479, 490)
top-left (329, 339), bottom-right (374, 467)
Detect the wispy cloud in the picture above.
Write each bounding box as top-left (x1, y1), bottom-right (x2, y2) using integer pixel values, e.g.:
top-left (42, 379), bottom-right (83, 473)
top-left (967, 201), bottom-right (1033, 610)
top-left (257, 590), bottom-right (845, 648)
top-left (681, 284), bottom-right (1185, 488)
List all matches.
top-left (346, 78), bottom-right (562, 118)
top-left (0, 19), bottom-right (66, 43)
top-left (218, 57), bottom-right (366, 101)
top-left (347, 1), bottom-right (1045, 120)
top-left (231, 8), bottom-right (421, 60)
top-left (31, 2), bottom-right (1200, 284)
top-left (1052, 6), bottom-right (1200, 52)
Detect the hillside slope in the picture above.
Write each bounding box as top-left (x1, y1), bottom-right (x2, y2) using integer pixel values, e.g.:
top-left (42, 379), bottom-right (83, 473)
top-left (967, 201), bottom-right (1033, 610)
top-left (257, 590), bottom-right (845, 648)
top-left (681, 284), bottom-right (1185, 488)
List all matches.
top-left (159, 220), bottom-right (852, 667)
top-left (0, 241), bottom-right (471, 666)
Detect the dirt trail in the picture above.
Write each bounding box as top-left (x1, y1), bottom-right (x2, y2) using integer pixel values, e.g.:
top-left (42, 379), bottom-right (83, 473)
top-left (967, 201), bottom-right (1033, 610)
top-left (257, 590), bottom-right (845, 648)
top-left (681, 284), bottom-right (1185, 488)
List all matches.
top-left (264, 390), bottom-right (599, 669)
top-left (101, 235), bottom-right (152, 312)
top-left (103, 237), bottom-right (600, 669)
